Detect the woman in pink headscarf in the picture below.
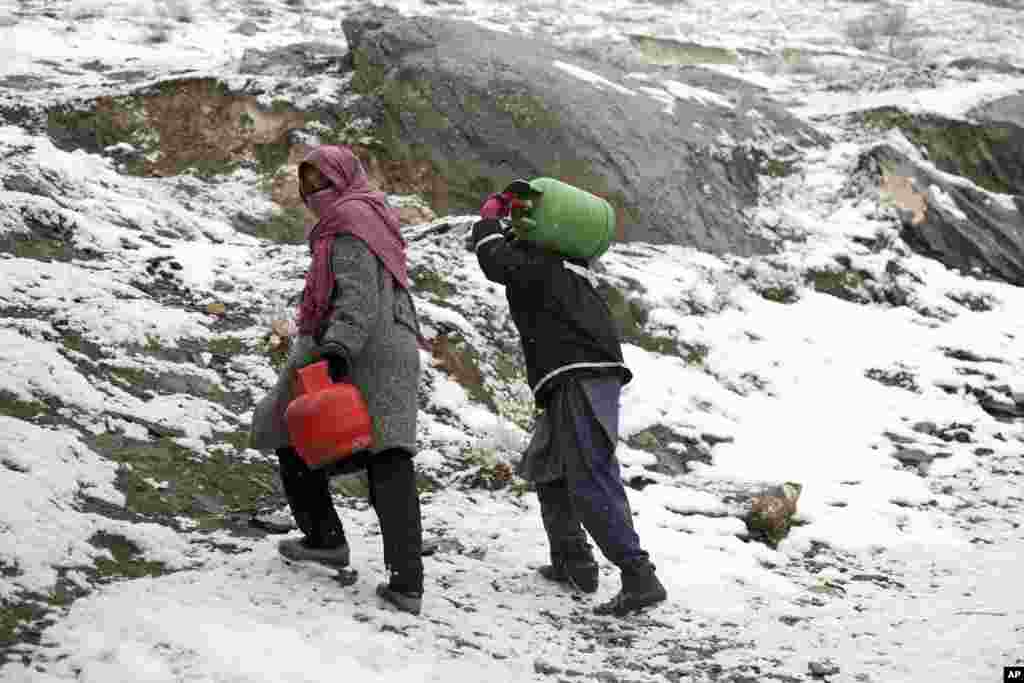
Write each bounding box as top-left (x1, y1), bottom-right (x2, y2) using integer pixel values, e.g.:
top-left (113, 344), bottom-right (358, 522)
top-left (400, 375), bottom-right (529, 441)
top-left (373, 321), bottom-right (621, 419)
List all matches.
top-left (251, 145), bottom-right (424, 615)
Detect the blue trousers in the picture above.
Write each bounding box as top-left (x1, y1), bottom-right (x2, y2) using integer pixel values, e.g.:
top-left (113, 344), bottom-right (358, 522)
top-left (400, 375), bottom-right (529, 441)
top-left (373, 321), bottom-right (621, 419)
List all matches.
top-left (530, 374), bottom-right (648, 568)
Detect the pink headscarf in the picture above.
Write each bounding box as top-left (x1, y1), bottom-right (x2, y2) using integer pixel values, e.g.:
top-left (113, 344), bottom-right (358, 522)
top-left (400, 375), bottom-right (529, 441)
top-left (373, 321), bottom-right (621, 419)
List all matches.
top-left (295, 145), bottom-right (409, 337)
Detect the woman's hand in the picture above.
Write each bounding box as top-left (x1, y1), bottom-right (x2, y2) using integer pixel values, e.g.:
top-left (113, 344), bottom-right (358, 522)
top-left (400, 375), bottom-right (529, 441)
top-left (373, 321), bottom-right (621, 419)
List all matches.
top-left (288, 336), bottom-right (349, 378)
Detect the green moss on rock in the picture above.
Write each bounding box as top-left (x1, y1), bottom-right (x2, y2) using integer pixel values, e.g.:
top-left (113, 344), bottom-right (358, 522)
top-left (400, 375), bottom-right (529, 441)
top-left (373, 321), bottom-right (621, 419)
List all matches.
top-left (331, 472), bottom-right (370, 498)
top-left (680, 342), bottom-right (709, 367)
top-left (598, 282), bottom-right (678, 355)
top-left (1, 599), bottom-right (49, 661)
top-left (758, 284), bottom-right (800, 304)
top-left (630, 36), bottom-right (739, 66)
top-left (858, 107), bottom-right (1019, 194)
top-left (254, 138), bottom-right (292, 177)
top-left (88, 531), bottom-right (168, 580)
top-left (60, 330), bottom-right (105, 360)
top-left (0, 391), bottom-right (46, 421)
top-left (211, 430), bottom-right (253, 454)
top-left (207, 336), bottom-right (246, 356)
top-left (806, 268), bottom-right (868, 301)
top-left (46, 98), bottom-right (148, 153)
top-left (410, 266), bottom-right (456, 299)
top-left (762, 157), bottom-right (798, 178)
top-left (87, 434), bottom-right (279, 530)
top-left (108, 365), bottom-right (152, 390)
top-left (0, 225), bottom-right (105, 263)
top-left (495, 92), bottom-right (560, 130)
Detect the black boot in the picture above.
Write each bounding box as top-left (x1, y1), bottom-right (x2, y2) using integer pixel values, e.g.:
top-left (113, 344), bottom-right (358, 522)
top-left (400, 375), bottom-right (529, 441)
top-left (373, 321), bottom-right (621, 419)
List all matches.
top-left (376, 574), bottom-right (423, 615)
top-left (594, 559), bottom-right (667, 617)
top-left (538, 540), bottom-right (599, 593)
top-left (368, 450), bottom-right (424, 615)
top-left (536, 479), bottom-right (598, 592)
top-left (278, 534), bottom-right (350, 567)
top-left (276, 447), bottom-right (349, 566)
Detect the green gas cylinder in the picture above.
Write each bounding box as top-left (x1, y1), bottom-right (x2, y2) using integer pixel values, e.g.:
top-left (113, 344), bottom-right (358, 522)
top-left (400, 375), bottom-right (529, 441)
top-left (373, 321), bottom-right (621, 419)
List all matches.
top-left (507, 177), bottom-right (615, 261)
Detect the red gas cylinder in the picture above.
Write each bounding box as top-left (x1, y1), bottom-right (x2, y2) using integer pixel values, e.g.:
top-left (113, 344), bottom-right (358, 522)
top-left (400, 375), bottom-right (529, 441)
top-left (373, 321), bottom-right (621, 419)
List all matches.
top-left (285, 361), bottom-right (374, 469)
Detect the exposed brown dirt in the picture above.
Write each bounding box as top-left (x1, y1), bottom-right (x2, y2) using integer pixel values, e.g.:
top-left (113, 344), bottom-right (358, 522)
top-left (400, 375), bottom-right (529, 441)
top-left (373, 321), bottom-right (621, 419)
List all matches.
top-left (104, 79), bottom-right (307, 178)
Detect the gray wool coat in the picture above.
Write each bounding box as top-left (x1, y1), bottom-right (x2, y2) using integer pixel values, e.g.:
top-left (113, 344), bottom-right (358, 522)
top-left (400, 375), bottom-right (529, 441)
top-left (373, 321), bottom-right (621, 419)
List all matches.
top-left (250, 233), bottom-right (421, 457)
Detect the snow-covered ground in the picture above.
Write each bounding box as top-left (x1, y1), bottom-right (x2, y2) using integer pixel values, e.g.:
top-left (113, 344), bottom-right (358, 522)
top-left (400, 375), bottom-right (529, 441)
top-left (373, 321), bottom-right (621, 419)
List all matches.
top-left (2, 0), bottom-right (1024, 681)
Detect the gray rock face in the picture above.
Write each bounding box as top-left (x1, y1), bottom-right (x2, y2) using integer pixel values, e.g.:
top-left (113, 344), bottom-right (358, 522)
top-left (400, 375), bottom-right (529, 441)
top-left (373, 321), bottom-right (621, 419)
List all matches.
top-left (238, 42), bottom-right (349, 78)
top-left (969, 93), bottom-right (1024, 130)
top-left (864, 144), bottom-right (1024, 285)
top-left (341, 10), bottom-right (819, 255)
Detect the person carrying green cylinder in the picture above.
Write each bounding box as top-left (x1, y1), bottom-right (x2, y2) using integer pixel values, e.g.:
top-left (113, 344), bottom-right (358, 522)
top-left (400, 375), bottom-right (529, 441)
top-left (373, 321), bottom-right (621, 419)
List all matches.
top-left (501, 177), bottom-right (616, 263)
top-left (468, 178), bottom-right (668, 617)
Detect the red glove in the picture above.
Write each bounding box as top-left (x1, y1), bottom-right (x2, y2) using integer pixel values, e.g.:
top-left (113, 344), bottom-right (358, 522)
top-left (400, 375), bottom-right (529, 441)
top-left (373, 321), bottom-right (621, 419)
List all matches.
top-left (480, 191), bottom-right (515, 220)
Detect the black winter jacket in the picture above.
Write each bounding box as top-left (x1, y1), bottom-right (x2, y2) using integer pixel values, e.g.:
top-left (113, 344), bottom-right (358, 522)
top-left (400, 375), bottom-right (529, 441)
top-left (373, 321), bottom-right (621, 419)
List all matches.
top-left (473, 219), bottom-right (633, 400)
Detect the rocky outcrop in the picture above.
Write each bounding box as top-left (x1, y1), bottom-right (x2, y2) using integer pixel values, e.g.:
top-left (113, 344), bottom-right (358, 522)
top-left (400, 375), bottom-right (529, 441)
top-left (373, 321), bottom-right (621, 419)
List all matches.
top-left (340, 9), bottom-right (820, 255)
top-left (969, 92), bottom-right (1024, 131)
top-left (856, 107), bottom-right (1024, 196)
top-left (858, 142), bottom-right (1024, 284)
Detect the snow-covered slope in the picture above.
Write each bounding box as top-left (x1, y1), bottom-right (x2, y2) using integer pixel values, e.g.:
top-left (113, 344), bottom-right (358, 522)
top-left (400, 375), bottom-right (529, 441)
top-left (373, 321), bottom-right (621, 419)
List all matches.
top-left (2, 1), bottom-right (1024, 682)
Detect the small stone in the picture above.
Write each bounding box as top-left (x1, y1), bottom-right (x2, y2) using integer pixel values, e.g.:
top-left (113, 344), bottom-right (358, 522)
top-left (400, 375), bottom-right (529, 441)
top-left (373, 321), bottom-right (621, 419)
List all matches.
top-left (3, 172), bottom-right (54, 198)
top-left (206, 302), bottom-right (227, 316)
top-left (2, 457), bottom-right (29, 474)
top-left (233, 20), bottom-right (263, 36)
top-left (213, 279), bottom-right (235, 293)
top-left (883, 430), bottom-right (917, 444)
top-left (911, 421), bottom-right (937, 435)
top-left (892, 448), bottom-right (933, 465)
top-left (701, 432), bottom-right (734, 446)
top-left (317, 568), bottom-right (353, 588)
top-left (534, 660), bottom-right (562, 675)
top-left (808, 658), bottom-right (840, 677)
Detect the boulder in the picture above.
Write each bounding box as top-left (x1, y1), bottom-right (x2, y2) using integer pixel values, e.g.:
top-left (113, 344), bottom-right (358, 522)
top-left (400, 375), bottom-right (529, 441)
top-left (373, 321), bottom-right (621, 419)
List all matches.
top-left (341, 9), bottom-right (820, 255)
